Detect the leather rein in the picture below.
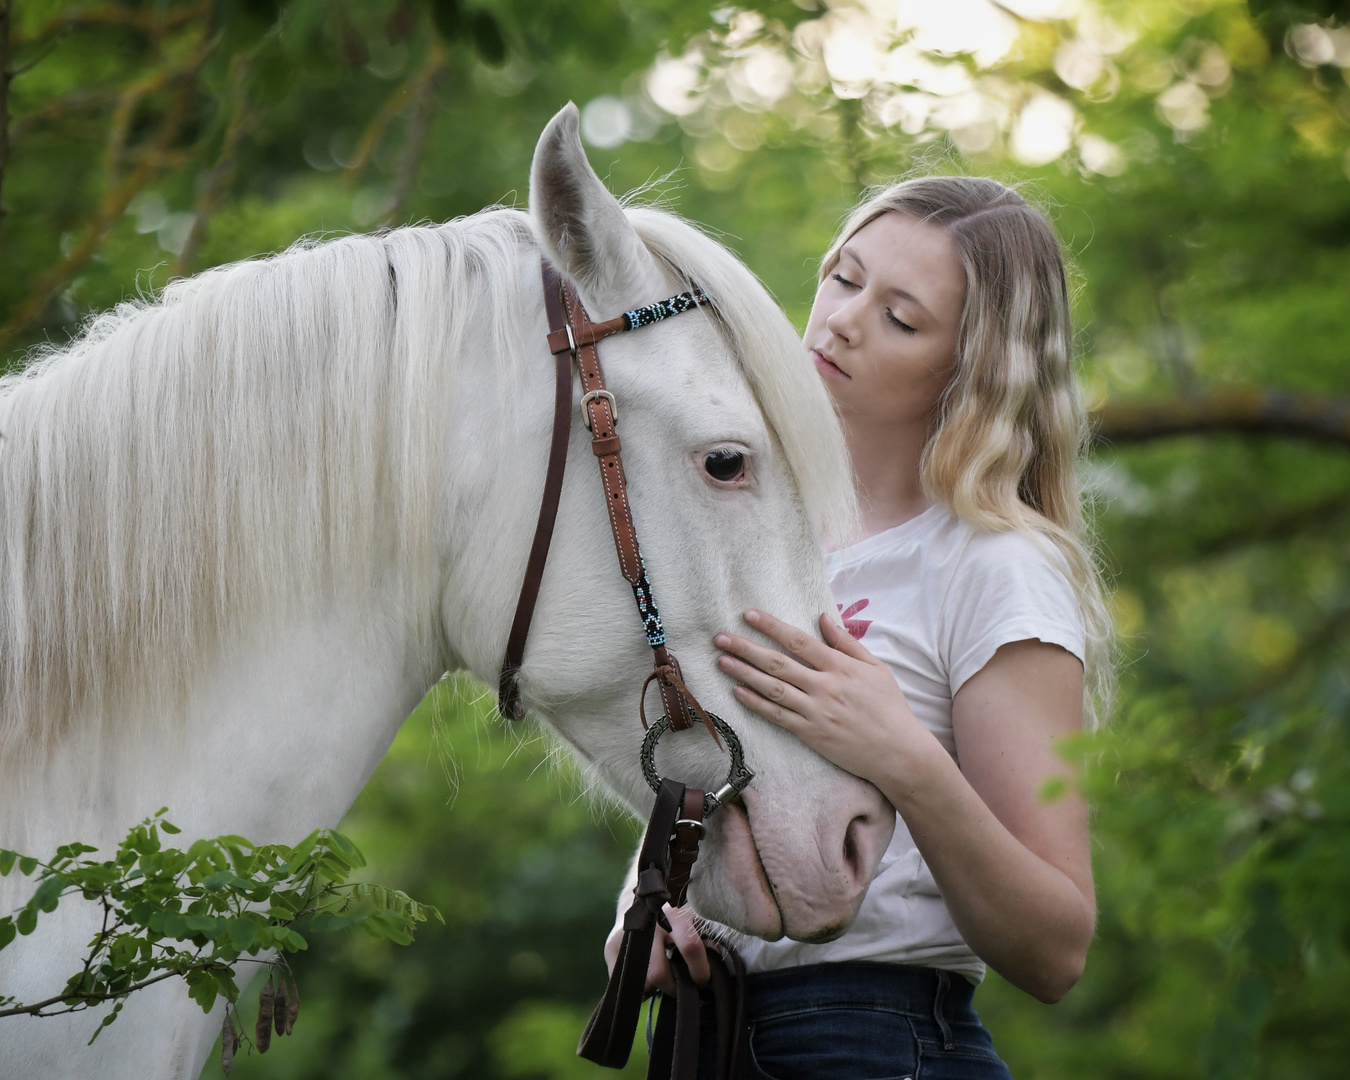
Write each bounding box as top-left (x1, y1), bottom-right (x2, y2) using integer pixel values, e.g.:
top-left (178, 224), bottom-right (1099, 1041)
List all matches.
top-left (496, 260), bottom-right (753, 1079)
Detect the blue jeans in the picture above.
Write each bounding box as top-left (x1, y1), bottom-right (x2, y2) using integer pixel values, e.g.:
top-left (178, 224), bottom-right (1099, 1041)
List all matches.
top-left (699, 962), bottom-right (1012, 1080)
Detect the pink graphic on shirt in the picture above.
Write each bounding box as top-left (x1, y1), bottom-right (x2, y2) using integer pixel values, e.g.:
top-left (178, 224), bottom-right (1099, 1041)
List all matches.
top-left (838, 599), bottom-right (872, 640)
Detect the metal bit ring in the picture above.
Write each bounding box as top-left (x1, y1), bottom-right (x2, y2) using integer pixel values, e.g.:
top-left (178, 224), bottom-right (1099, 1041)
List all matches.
top-left (640, 713), bottom-right (754, 818)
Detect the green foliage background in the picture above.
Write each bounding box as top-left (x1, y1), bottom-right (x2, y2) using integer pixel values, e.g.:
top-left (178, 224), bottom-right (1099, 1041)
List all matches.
top-left (2, 0), bottom-right (1349, 1077)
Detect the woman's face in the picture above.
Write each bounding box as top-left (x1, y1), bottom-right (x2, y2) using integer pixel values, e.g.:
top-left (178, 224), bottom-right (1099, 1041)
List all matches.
top-left (805, 211), bottom-right (966, 429)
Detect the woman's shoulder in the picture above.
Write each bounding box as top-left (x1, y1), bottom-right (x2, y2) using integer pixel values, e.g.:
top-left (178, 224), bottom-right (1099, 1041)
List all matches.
top-left (938, 519), bottom-right (1087, 689)
top-left (957, 521), bottom-right (1073, 580)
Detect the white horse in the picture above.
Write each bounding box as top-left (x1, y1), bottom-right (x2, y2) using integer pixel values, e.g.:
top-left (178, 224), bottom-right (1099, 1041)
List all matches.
top-left (0, 105), bottom-right (894, 1079)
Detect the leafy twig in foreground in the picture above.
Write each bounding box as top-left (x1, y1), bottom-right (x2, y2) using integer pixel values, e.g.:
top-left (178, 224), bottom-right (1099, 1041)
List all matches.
top-left (0, 811), bottom-right (441, 1056)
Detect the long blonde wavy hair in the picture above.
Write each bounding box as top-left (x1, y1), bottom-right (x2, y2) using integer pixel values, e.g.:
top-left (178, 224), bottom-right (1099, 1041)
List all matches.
top-left (821, 177), bottom-right (1114, 727)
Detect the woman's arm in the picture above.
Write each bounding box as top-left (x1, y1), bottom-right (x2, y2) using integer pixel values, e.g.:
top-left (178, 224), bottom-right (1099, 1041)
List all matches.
top-left (715, 611), bottom-right (1095, 1003)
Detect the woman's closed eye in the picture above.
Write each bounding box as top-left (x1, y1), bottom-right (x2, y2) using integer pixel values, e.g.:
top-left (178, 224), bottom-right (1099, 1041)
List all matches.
top-left (833, 273), bottom-right (917, 334)
top-left (886, 309), bottom-right (918, 335)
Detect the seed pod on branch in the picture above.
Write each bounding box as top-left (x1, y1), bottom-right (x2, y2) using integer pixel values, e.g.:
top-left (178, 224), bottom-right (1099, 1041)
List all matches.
top-left (273, 978), bottom-right (288, 1037)
top-left (221, 1008), bottom-right (239, 1074)
top-left (284, 972), bottom-right (300, 1035)
top-left (256, 974), bottom-right (274, 1053)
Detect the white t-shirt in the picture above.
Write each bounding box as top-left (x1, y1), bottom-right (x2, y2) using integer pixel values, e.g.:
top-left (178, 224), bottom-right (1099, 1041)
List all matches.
top-left (737, 503), bottom-right (1086, 983)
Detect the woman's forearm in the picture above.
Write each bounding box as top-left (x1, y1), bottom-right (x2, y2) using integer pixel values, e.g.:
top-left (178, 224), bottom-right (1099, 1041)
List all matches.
top-left (871, 731), bottom-right (1095, 1002)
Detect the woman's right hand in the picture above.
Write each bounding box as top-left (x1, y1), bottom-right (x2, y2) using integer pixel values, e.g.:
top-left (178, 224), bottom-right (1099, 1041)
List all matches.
top-left (604, 903), bottom-right (711, 995)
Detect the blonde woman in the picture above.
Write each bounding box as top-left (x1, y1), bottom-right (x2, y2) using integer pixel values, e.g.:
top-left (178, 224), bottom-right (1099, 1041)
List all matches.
top-left (634, 177), bottom-right (1111, 1079)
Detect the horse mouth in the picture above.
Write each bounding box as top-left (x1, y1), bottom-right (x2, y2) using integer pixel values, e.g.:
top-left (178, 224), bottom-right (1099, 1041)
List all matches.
top-left (717, 798), bottom-right (786, 940)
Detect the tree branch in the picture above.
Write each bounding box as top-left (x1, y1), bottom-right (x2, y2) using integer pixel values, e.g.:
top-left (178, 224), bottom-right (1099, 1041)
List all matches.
top-left (1090, 390), bottom-right (1350, 450)
top-left (102, 66), bottom-right (179, 182)
top-left (345, 69), bottom-right (423, 184)
top-left (382, 44), bottom-right (446, 227)
top-left (0, 79), bottom-right (195, 351)
top-left (10, 87), bottom-right (120, 141)
top-left (172, 52), bottom-right (253, 276)
top-left (14, 3), bottom-right (210, 48)
top-left (0, 969), bottom-right (182, 1019)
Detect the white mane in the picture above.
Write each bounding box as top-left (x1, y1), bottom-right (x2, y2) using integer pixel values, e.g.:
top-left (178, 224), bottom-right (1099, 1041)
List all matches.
top-left (0, 206), bottom-right (853, 769)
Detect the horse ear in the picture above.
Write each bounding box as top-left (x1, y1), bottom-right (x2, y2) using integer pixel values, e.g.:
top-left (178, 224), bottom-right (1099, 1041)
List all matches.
top-left (530, 103), bottom-right (659, 312)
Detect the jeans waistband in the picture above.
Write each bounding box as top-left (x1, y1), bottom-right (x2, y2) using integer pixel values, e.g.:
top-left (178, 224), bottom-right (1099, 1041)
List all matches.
top-left (745, 962), bottom-right (976, 1023)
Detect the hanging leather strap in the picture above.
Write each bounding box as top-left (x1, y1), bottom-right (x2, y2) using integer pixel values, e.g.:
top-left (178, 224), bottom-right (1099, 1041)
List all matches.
top-left (647, 944), bottom-right (748, 1080)
top-left (497, 262), bottom-right (575, 720)
top-left (579, 779), bottom-right (689, 1069)
top-left (578, 779), bottom-right (746, 1080)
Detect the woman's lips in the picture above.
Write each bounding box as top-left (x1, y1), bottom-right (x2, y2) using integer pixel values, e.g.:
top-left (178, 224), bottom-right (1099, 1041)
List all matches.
top-left (812, 350), bottom-right (849, 379)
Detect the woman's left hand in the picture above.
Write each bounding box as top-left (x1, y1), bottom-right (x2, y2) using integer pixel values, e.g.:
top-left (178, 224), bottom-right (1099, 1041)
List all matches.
top-left (714, 610), bottom-right (919, 784)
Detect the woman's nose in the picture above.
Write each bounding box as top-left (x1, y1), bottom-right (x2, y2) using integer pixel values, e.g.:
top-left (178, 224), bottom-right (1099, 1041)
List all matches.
top-left (825, 295), bottom-right (864, 345)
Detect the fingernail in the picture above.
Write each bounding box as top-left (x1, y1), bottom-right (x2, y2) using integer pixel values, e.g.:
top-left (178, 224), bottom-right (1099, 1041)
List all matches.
top-left (718, 656), bottom-right (734, 670)
top-left (744, 609), bottom-right (761, 624)
top-left (733, 685), bottom-right (748, 697)
top-left (713, 633), bottom-right (730, 648)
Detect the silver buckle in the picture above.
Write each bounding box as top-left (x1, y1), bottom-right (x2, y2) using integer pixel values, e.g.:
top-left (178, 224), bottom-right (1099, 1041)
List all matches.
top-left (580, 388), bottom-right (618, 430)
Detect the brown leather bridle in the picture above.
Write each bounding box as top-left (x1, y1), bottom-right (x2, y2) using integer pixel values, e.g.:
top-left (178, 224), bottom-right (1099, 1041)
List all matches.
top-left (497, 260), bottom-right (753, 1079)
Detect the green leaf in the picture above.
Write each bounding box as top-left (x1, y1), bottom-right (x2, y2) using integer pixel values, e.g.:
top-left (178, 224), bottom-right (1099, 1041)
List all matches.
top-left (87, 1000), bottom-right (124, 1044)
top-left (227, 917), bottom-right (259, 952)
top-left (160, 821), bottom-right (182, 835)
top-left (55, 843), bottom-right (99, 859)
top-left (307, 911), bottom-right (367, 933)
top-left (0, 850), bottom-right (14, 876)
top-left (186, 970), bottom-right (219, 1014)
top-left (283, 832), bottom-right (321, 876)
top-left (0, 918), bottom-right (16, 950)
top-left (18, 856), bottom-right (37, 876)
top-left (275, 927), bottom-right (309, 951)
top-left (31, 875), bottom-right (65, 913)
top-left (16, 907), bottom-right (37, 936)
top-left (326, 830), bottom-right (366, 869)
top-left (360, 910), bottom-right (414, 946)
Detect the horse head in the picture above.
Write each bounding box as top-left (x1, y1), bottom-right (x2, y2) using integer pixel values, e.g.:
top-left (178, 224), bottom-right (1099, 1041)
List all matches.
top-left (447, 105), bottom-right (895, 943)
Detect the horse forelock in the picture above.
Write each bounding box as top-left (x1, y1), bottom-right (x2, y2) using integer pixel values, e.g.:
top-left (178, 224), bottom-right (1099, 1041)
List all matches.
top-left (0, 201), bottom-right (854, 774)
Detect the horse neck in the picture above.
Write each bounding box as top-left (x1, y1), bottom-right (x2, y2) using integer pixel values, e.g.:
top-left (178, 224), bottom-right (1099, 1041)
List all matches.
top-left (0, 226), bottom-right (547, 859)
top-left (1, 588), bottom-right (433, 863)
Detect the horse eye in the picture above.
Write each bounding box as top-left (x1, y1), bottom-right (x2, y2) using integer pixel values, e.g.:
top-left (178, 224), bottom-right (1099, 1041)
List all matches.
top-left (704, 449), bottom-right (746, 482)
